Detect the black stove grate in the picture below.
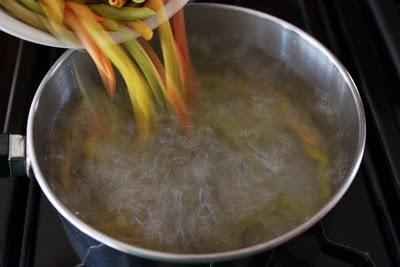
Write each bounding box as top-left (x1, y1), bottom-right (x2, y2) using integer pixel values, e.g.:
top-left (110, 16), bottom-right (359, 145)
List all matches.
top-left (367, 0), bottom-right (400, 79)
top-left (314, 223), bottom-right (375, 267)
top-left (216, 223), bottom-right (376, 267)
top-left (1, 1), bottom-right (400, 266)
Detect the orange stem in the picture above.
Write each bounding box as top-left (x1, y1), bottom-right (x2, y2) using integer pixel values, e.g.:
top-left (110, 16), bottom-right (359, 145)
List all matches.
top-left (64, 8), bottom-right (116, 97)
top-left (171, 9), bottom-right (198, 107)
top-left (139, 38), bottom-right (166, 84)
top-left (139, 38), bottom-right (191, 132)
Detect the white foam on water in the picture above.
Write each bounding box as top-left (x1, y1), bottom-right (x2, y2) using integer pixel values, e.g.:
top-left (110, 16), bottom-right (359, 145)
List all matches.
top-left (46, 37), bottom-right (345, 253)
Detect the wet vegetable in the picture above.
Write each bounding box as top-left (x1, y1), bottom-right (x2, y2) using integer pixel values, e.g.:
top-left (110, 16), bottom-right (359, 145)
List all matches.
top-left (89, 4), bottom-right (155, 20)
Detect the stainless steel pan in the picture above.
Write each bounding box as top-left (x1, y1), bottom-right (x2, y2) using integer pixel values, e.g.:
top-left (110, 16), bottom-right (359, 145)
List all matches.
top-left (0, 3), bottom-right (366, 264)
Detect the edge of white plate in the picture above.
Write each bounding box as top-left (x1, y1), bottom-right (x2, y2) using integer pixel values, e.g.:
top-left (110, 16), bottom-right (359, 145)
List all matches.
top-left (0, 0), bottom-right (189, 48)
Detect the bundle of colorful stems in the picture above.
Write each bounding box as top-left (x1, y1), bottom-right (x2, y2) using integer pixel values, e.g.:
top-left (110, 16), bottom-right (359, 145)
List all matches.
top-left (0, 0), bottom-right (196, 142)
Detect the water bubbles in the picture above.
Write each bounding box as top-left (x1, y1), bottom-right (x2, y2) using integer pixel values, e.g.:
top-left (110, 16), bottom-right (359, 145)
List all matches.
top-left (46, 37), bottom-right (344, 254)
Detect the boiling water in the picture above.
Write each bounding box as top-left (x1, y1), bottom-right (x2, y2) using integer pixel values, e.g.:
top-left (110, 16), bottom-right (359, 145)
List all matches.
top-left (46, 38), bottom-right (344, 253)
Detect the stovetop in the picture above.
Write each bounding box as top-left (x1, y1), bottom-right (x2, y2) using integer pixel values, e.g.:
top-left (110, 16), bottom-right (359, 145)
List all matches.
top-left (1, 0), bottom-right (400, 266)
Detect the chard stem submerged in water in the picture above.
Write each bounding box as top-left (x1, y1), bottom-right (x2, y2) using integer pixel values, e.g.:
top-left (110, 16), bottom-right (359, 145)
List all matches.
top-left (275, 89), bottom-right (332, 199)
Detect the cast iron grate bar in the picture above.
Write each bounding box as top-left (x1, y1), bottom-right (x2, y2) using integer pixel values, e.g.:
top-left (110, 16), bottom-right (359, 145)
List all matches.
top-left (331, 0), bottom-right (400, 203)
top-left (314, 0), bottom-right (400, 265)
top-left (2, 41), bottom-right (23, 133)
top-left (0, 40), bottom-right (30, 267)
top-left (19, 181), bottom-right (41, 267)
top-left (0, 38), bottom-right (65, 267)
top-left (366, 0), bottom-right (400, 78)
top-left (17, 47), bottom-right (65, 267)
top-left (0, 33), bottom-right (19, 127)
top-left (315, 223), bottom-right (376, 267)
top-left (362, 149), bottom-right (400, 267)
top-left (213, 222), bottom-right (376, 267)
top-left (296, 0), bottom-right (313, 35)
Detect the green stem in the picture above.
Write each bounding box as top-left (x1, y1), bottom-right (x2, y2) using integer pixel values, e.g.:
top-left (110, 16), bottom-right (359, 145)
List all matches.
top-left (124, 39), bottom-right (166, 108)
top-left (89, 4), bottom-right (155, 21)
top-left (0, 0), bottom-right (46, 31)
top-left (18, 0), bottom-right (44, 15)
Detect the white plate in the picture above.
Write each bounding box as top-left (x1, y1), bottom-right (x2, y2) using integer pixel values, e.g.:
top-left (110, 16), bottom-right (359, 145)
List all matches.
top-left (0, 0), bottom-right (189, 48)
